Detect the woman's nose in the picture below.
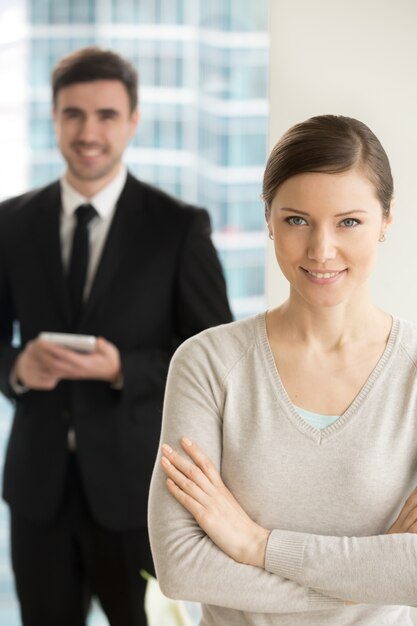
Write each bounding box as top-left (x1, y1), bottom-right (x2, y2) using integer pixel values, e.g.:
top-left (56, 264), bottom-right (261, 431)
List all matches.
top-left (307, 229), bottom-right (337, 263)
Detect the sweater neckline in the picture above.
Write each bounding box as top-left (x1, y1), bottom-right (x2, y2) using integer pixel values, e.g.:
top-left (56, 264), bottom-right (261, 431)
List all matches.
top-left (256, 312), bottom-right (401, 444)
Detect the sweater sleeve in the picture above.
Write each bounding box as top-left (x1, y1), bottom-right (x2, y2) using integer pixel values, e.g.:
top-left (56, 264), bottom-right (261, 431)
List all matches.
top-left (148, 337), bottom-right (343, 613)
top-left (265, 529), bottom-right (417, 606)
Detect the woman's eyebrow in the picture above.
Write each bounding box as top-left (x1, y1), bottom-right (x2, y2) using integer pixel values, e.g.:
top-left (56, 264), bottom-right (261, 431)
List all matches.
top-left (279, 208), bottom-right (368, 217)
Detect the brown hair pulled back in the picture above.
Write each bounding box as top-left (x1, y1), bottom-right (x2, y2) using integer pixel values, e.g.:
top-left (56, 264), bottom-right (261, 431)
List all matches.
top-left (263, 115), bottom-right (393, 219)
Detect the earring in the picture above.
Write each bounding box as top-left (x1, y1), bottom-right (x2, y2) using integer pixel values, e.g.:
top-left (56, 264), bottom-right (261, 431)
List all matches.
top-left (268, 231), bottom-right (274, 240)
top-left (379, 233), bottom-right (386, 242)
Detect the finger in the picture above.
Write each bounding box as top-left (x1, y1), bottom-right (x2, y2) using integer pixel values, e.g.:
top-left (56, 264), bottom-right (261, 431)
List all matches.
top-left (51, 348), bottom-right (89, 365)
top-left (180, 438), bottom-right (222, 487)
top-left (161, 446), bottom-right (214, 494)
top-left (391, 514), bottom-right (417, 534)
top-left (44, 352), bottom-right (86, 374)
top-left (404, 506), bottom-right (417, 532)
top-left (39, 355), bottom-right (97, 380)
top-left (406, 518), bottom-right (417, 533)
top-left (37, 379), bottom-right (59, 390)
top-left (398, 487), bottom-right (417, 518)
top-left (95, 337), bottom-right (109, 353)
top-left (392, 490), bottom-right (417, 530)
top-left (34, 355), bottom-right (68, 377)
top-left (95, 337), bottom-right (119, 360)
top-left (37, 341), bottom-right (75, 358)
top-left (30, 373), bottom-right (59, 390)
top-left (179, 439), bottom-right (248, 517)
top-left (161, 456), bottom-right (210, 505)
top-left (165, 478), bottom-right (205, 520)
top-left (50, 350), bottom-right (102, 377)
top-left (36, 346), bottom-right (81, 372)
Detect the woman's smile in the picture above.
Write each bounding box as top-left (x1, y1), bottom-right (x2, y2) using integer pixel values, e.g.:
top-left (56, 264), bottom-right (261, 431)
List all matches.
top-left (301, 267), bottom-right (347, 284)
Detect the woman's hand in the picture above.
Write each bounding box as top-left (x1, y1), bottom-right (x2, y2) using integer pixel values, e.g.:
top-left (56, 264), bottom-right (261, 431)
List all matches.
top-left (160, 438), bottom-right (270, 568)
top-left (387, 486), bottom-right (417, 534)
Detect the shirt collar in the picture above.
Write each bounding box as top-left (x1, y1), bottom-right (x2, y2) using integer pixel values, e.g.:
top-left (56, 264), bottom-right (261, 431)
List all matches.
top-left (60, 165), bottom-right (128, 220)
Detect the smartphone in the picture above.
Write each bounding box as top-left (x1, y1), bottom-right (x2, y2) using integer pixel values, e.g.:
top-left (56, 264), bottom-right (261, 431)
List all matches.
top-left (39, 332), bottom-right (97, 353)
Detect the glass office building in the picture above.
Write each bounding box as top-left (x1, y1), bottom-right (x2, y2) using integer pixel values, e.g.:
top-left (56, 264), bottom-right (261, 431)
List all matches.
top-left (0, 1), bottom-right (268, 623)
top-left (27, 0), bottom-right (269, 316)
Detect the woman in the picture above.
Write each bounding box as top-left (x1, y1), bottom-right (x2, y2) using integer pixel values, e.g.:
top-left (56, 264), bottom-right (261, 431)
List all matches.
top-left (148, 115), bottom-right (417, 625)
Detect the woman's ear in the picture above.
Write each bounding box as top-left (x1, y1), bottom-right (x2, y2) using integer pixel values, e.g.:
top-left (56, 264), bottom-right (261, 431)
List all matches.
top-left (386, 198), bottom-right (394, 227)
top-left (266, 216), bottom-right (274, 241)
top-left (379, 200), bottom-right (393, 242)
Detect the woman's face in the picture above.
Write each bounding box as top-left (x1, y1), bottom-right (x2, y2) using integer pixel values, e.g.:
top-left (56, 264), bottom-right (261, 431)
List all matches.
top-left (267, 168), bottom-right (392, 309)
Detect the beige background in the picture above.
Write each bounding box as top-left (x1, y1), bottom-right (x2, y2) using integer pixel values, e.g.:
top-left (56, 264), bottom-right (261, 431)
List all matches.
top-left (267, 0), bottom-right (417, 321)
top-left (267, 0), bottom-right (417, 619)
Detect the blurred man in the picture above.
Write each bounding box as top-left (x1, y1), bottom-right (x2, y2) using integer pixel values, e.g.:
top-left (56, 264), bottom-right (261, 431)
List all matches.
top-left (0, 46), bottom-right (232, 626)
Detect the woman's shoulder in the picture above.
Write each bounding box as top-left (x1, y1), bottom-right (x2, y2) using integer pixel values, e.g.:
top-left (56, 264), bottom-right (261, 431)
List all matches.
top-left (396, 317), bottom-right (417, 366)
top-left (172, 313), bottom-right (264, 374)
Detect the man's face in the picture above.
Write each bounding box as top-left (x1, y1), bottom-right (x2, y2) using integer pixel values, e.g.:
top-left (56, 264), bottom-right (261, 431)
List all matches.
top-left (53, 80), bottom-right (139, 196)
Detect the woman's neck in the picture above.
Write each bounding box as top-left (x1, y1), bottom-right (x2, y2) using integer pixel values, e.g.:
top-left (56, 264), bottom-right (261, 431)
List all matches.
top-left (268, 292), bottom-right (391, 351)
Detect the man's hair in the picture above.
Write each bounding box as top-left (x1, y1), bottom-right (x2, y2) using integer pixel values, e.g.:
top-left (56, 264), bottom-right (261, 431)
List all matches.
top-left (52, 46), bottom-right (139, 111)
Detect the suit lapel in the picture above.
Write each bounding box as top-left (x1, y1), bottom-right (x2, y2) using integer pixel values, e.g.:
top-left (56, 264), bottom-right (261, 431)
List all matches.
top-left (80, 175), bottom-right (145, 325)
top-left (35, 183), bottom-right (72, 326)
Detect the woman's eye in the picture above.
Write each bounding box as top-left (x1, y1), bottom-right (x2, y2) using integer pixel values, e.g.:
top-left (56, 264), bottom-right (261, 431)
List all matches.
top-left (341, 218), bottom-right (359, 228)
top-left (287, 216), bottom-right (307, 226)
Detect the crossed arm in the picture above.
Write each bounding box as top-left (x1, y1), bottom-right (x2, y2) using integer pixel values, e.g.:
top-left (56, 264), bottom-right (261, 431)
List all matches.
top-left (161, 438), bottom-right (417, 567)
top-left (149, 343), bottom-right (417, 611)
top-left (159, 438), bottom-right (417, 606)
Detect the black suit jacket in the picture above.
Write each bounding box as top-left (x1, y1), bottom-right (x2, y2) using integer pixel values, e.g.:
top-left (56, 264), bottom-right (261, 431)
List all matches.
top-left (0, 173), bottom-right (232, 531)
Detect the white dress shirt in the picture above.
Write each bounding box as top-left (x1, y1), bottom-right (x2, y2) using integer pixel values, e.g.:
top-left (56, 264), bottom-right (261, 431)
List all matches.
top-left (60, 164), bottom-right (127, 298)
top-left (11, 166), bottom-right (128, 451)
top-left (61, 165), bottom-right (128, 450)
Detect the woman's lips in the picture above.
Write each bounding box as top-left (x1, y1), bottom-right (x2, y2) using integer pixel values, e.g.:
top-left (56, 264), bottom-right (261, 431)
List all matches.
top-left (301, 268), bottom-right (347, 283)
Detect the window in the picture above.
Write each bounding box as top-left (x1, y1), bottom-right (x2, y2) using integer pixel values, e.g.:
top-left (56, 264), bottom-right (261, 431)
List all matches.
top-left (0, 2), bottom-right (269, 623)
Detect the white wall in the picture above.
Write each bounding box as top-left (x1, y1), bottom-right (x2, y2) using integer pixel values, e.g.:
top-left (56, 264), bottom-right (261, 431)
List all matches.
top-left (267, 1), bottom-right (417, 621)
top-left (267, 0), bottom-right (417, 322)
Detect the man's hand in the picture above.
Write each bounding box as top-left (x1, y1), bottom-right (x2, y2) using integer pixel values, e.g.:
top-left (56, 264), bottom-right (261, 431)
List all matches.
top-left (14, 336), bottom-right (121, 390)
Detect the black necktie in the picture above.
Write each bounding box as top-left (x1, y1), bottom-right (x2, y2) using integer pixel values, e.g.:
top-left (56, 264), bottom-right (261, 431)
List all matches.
top-left (68, 203), bottom-right (97, 325)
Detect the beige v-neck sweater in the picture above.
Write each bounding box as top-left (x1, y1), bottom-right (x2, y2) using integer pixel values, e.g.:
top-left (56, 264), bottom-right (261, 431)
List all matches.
top-left (149, 313), bottom-right (417, 625)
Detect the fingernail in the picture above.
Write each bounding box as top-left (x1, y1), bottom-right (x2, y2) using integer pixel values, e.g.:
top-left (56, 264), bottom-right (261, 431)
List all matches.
top-left (162, 444), bottom-right (172, 454)
top-left (182, 437), bottom-right (192, 447)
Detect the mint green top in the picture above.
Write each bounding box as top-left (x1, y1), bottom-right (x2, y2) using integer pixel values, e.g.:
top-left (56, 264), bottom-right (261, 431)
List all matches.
top-left (149, 313), bottom-right (417, 625)
top-left (293, 405), bottom-right (339, 429)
